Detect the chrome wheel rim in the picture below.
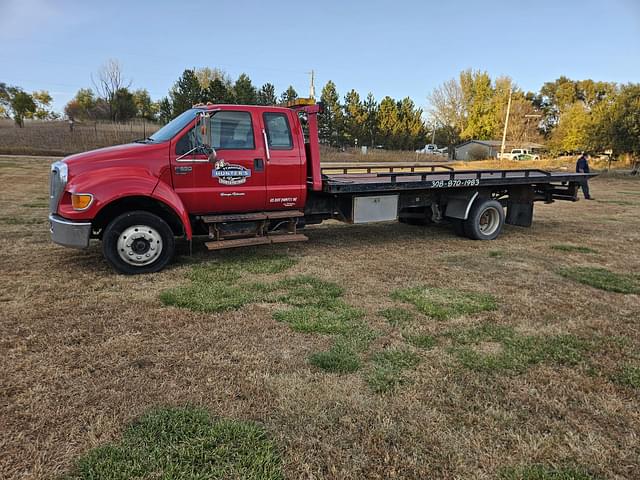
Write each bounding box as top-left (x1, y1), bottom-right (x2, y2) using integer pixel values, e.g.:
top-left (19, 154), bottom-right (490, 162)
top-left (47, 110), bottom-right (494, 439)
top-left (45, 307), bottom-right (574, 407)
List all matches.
top-left (117, 225), bottom-right (163, 266)
top-left (479, 207), bottom-right (500, 235)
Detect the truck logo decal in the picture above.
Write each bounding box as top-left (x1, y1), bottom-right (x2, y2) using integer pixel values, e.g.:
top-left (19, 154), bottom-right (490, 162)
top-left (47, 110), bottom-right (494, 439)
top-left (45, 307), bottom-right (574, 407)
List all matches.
top-left (212, 160), bottom-right (251, 185)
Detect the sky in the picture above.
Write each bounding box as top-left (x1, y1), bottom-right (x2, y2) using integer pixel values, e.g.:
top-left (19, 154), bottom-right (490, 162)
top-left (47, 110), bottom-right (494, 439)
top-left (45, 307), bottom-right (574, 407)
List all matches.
top-left (1, 0), bottom-right (639, 114)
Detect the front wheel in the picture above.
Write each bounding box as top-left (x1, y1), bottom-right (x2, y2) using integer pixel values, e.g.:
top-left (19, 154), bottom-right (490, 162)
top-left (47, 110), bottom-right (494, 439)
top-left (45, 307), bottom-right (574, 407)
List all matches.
top-left (463, 199), bottom-right (505, 240)
top-left (102, 211), bottom-right (175, 274)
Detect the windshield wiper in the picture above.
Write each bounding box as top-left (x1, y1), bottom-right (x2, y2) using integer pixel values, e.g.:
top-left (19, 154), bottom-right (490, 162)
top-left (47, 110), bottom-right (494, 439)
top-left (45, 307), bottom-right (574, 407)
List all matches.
top-left (134, 137), bottom-right (155, 144)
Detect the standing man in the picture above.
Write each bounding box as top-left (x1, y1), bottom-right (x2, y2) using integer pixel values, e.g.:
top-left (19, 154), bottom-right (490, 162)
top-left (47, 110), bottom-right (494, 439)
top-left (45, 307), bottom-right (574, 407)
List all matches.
top-left (576, 152), bottom-right (594, 200)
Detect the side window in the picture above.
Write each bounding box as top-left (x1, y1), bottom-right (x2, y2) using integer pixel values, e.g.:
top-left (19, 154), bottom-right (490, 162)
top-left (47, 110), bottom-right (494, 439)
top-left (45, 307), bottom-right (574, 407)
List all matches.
top-left (211, 111), bottom-right (255, 150)
top-left (175, 126), bottom-right (195, 155)
top-left (263, 112), bottom-right (293, 150)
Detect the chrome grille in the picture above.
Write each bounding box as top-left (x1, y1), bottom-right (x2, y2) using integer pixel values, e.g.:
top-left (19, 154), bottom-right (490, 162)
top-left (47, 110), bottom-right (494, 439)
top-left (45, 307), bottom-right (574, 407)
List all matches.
top-left (49, 161), bottom-right (68, 214)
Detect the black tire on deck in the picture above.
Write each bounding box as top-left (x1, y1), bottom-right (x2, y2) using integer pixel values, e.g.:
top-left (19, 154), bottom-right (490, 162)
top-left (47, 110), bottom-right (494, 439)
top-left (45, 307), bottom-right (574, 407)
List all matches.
top-left (463, 199), bottom-right (505, 240)
top-left (102, 211), bottom-right (175, 274)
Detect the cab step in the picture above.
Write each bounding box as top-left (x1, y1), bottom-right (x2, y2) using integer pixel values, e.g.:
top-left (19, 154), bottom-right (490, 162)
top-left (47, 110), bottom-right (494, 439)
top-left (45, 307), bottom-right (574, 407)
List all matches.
top-left (205, 233), bottom-right (308, 250)
top-left (200, 210), bottom-right (304, 223)
top-left (201, 209), bottom-right (307, 250)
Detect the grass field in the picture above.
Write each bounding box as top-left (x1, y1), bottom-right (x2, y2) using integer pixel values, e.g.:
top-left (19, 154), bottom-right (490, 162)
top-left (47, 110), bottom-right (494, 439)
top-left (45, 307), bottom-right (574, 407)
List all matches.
top-left (1, 155), bottom-right (639, 479)
top-left (0, 119), bottom-right (159, 156)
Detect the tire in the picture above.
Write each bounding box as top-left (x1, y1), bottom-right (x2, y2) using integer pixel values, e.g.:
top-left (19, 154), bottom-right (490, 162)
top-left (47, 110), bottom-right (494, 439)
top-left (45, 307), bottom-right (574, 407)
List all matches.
top-left (102, 211), bottom-right (175, 274)
top-left (463, 199), bottom-right (505, 240)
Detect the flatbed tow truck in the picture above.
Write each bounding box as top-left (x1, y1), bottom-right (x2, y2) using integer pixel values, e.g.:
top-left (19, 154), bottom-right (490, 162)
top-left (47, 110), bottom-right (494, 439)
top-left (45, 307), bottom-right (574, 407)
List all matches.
top-left (49, 100), bottom-right (596, 274)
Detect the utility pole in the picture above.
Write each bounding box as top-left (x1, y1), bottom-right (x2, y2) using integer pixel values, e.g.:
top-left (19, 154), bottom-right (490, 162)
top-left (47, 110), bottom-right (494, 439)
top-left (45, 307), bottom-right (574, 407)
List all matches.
top-left (500, 88), bottom-right (512, 160)
top-left (307, 70), bottom-right (316, 99)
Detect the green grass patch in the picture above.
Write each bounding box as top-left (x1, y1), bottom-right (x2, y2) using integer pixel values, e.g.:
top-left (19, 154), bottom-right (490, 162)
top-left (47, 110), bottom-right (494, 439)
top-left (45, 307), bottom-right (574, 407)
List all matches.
top-left (499, 464), bottom-right (598, 479)
top-left (379, 307), bottom-right (415, 327)
top-left (309, 339), bottom-right (362, 373)
top-left (366, 348), bottom-right (421, 393)
top-left (63, 406), bottom-right (283, 480)
top-left (273, 302), bottom-right (363, 334)
top-left (403, 333), bottom-right (437, 350)
top-left (614, 364), bottom-right (640, 388)
top-left (445, 324), bottom-right (588, 374)
top-left (619, 191), bottom-right (640, 196)
top-left (160, 281), bottom-right (257, 313)
top-left (160, 253), bottom-right (300, 313)
top-left (551, 244), bottom-right (597, 254)
top-left (488, 250), bottom-right (504, 258)
top-left (267, 275), bottom-right (343, 307)
top-left (392, 286), bottom-right (498, 320)
top-left (557, 266), bottom-right (640, 294)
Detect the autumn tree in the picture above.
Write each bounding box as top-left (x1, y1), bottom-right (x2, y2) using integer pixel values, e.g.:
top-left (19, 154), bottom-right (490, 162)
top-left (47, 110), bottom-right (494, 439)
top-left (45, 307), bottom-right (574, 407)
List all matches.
top-left (343, 89), bottom-right (366, 145)
top-left (10, 90), bottom-right (36, 127)
top-left (30, 90), bottom-right (56, 119)
top-left (132, 89), bottom-right (156, 120)
top-left (377, 96), bottom-right (399, 148)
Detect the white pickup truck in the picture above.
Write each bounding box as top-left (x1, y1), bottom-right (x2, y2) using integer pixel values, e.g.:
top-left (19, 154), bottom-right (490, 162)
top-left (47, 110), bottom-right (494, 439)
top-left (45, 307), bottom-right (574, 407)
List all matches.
top-left (416, 144), bottom-right (439, 155)
top-left (498, 149), bottom-right (541, 161)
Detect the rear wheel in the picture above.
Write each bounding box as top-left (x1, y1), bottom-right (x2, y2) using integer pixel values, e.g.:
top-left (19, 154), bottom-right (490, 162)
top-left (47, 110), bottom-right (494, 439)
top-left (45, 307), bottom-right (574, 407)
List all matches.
top-left (103, 211), bottom-right (175, 274)
top-left (463, 199), bottom-right (505, 240)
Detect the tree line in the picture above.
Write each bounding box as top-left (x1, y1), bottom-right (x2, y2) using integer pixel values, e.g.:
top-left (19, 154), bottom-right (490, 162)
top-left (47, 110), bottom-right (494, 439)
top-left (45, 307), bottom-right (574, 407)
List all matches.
top-left (429, 70), bottom-right (640, 156)
top-left (0, 83), bottom-right (57, 127)
top-left (3, 59), bottom-right (640, 156)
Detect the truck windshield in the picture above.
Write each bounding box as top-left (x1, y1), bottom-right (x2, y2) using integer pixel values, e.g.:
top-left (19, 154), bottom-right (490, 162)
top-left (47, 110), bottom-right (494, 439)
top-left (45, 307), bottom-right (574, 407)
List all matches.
top-left (148, 109), bottom-right (200, 142)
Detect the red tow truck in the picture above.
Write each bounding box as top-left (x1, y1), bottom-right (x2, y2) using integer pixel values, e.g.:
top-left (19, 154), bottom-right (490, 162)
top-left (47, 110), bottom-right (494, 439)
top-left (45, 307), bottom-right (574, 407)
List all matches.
top-left (49, 100), bottom-right (595, 274)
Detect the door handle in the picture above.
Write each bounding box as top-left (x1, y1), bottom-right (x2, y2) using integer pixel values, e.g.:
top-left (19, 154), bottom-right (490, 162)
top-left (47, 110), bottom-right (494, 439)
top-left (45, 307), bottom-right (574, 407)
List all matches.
top-left (254, 158), bottom-right (264, 172)
top-left (174, 165), bottom-right (192, 174)
top-left (262, 129), bottom-right (271, 161)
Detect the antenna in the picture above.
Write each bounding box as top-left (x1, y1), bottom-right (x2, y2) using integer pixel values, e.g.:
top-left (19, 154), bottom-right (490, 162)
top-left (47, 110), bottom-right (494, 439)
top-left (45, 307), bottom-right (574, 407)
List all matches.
top-left (307, 70), bottom-right (316, 99)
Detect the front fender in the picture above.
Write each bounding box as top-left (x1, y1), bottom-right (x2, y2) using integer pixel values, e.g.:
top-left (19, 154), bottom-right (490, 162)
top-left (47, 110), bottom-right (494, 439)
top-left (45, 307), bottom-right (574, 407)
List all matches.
top-left (151, 180), bottom-right (192, 239)
top-left (60, 168), bottom-right (192, 239)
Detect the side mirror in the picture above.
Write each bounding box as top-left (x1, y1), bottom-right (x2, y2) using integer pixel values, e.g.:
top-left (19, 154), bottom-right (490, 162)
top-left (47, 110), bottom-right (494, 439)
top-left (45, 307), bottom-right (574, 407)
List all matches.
top-left (208, 148), bottom-right (217, 163)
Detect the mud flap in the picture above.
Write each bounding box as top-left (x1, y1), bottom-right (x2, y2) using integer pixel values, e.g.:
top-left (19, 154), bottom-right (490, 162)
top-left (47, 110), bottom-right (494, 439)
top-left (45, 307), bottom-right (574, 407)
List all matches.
top-left (506, 185), bottom-right (534, 227)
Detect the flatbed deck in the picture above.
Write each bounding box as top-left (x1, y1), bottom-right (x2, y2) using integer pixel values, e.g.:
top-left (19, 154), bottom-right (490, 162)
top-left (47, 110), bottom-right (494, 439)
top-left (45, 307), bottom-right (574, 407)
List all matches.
top-left (320, 165), bottom-right (596, 194)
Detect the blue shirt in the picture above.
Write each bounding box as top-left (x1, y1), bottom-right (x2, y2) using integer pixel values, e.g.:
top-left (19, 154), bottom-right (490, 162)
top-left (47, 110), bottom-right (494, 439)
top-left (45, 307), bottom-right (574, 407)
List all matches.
top-left (576, 156), bottom-right (590, 173)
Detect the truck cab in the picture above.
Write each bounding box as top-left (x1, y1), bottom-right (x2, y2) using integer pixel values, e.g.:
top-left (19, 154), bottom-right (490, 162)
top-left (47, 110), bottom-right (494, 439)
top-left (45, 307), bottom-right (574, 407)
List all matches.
top-left (49, 103), bottom-right (316, 274)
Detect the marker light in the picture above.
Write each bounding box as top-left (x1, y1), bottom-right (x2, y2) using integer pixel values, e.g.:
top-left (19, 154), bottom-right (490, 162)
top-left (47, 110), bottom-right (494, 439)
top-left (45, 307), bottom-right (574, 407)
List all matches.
top-left (71, 193), bottom-right (93, 210)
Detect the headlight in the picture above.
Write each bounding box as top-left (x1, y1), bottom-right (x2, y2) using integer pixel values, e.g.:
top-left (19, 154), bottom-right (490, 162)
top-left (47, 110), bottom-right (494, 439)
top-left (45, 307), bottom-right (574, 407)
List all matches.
top-left (71, 193), bottom-right (93, 210)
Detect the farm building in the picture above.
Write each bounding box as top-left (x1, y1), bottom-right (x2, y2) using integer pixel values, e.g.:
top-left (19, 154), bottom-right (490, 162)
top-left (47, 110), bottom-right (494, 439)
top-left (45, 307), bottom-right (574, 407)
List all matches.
top-left (454, 140), bottom-right (545, 160)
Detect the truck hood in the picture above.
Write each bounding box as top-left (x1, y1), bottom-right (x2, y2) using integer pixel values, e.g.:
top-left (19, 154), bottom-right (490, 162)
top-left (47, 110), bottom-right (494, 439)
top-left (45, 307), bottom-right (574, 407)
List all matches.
top-left (62, 141), bottom-right (170, 176)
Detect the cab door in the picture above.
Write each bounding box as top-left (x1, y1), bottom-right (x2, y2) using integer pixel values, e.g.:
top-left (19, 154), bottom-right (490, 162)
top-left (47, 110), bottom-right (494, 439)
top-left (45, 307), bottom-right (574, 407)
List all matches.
top-left (260, 110), bottom-right (306, 210)
top-left (170, 109), bottom-right (266, 214)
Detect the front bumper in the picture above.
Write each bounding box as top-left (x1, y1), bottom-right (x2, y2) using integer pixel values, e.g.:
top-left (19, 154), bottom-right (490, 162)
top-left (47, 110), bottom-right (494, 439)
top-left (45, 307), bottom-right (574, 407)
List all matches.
top-left (49, 214), bottom-right (92, 249)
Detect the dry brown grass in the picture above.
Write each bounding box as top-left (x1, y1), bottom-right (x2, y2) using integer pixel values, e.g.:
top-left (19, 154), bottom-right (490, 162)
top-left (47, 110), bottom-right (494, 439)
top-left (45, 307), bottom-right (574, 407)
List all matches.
top-left (0, 118), bottom-right (159, 156)
top-left (1, 156), bottom-right (639, 479)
